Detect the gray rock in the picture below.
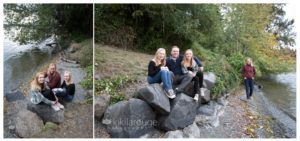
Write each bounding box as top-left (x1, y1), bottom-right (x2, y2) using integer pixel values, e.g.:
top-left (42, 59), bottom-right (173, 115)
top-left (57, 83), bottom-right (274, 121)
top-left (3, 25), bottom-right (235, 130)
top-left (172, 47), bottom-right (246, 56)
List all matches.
top-left (137, 84), bottom-right (171, 115)
top-left (159, 93), bottom-right (197, 131)
top-left (8, 125), bottom-right (15, 131)
top-left (27, 103), bottom-right (64, 123)
top-left (200, 88), bottom-right (210, 104)
top-left (94, 94), bottom-right (111, 120)
top-left (139, 129), bottom-right (161, 138)
top-left (217, 96), bottom-right (228, 106)
top-left (197, 101), bottom-right (217, 116)
top-left (15, 110), bottom-right (44, 138)
top-left (183, 122), bottom-right (200, 138)
top-left (5, 90), bottom-right (25, 102)
top-left (102, 98), bottom-right (157, 138)
top-left (163, 130), bottom-right (184, 138)
top-left (210, 116), bottom-right (220, 127)
top-left (203, 72), bottom-right (216, 90)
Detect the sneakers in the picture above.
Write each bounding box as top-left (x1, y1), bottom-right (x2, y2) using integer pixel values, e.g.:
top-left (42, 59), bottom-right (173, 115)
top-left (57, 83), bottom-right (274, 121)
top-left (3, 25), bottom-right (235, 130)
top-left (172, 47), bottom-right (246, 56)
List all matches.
top-left (166, 89), bottom-right (176, 99)
top-left (51, 103), bottom-right (60, 111)
top-left (56, 102), bottom-right (64, 109)
top-left (194, 94), bottom-right (199, 101)
top-left (200, 88), bottom-right (205, 97)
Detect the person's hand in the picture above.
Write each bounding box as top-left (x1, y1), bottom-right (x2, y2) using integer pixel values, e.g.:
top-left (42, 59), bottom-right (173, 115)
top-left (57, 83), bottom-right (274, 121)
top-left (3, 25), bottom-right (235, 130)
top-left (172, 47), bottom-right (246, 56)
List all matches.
top-left (161, 66), bottom-right (169, 71)
top-left (252, 77), bottom-right (254, 80)
top-left (188, 71), bottom-right (196, 77)
top-left (244, 77), bottom-right (247, 80)
top-left (199, 67), bottom-right (204, 72)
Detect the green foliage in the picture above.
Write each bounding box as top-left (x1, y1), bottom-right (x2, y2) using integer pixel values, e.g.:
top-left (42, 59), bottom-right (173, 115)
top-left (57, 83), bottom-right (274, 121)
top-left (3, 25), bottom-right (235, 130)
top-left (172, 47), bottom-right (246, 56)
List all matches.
top-left (95, 75), bottom-right (136, 104)
top-left (79, 65), bottom-right (93, 89)
top-left (4, 4), bottom-right (92, 44)
top-left (78, 40), bottom-right (93, 67)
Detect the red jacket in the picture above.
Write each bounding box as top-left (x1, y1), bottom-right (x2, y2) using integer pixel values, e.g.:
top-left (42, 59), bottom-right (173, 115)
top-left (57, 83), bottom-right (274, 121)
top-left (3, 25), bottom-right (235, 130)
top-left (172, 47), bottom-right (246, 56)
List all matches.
top-left (45, 71), bottom-right (61, 89)
top-left (242, 64), bottom-right (256, 79)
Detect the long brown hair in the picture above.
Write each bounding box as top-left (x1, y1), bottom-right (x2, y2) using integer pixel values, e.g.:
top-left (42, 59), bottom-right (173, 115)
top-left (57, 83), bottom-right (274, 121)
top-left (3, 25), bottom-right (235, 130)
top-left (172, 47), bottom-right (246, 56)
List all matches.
top-left (182, 49), bottom-right (194, 68)
top-left (153, 48), bottom-right (166, 66)
top-left (30, 72), bottom-right (45, 91)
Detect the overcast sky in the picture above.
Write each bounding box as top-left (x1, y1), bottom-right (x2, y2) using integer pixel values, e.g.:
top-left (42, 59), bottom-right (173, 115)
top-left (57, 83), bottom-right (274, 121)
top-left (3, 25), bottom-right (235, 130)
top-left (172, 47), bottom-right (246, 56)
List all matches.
top-left (284, 3), bottom-right (298, 49)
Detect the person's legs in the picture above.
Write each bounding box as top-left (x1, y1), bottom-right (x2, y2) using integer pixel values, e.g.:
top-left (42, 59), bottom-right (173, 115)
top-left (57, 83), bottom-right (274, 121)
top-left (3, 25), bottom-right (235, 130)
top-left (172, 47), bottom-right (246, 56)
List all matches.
top-left (249, 79), bottom-right (254, 98)
top-left (147, 72), bottom-right (162, 84)
top-left (42, 90), bottom-right (56, 101)
top-left (244, 79), bottom-right (250, 99)
top-left (193, 76), bottom-right (200, 96)
top-left (196, 71), bottom-right (204, 88)
top-left (160, 70), bottom-right (173, 91)
top-left (176, 74), bottom-right (193, 90)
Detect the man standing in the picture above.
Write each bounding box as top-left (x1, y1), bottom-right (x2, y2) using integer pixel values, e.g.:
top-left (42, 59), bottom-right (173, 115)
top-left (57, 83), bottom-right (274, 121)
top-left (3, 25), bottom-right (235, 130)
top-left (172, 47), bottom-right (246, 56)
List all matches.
top-left (166, 46), bottom-right (204, 95)
top-left (45, 63), bottom-right (61, 89)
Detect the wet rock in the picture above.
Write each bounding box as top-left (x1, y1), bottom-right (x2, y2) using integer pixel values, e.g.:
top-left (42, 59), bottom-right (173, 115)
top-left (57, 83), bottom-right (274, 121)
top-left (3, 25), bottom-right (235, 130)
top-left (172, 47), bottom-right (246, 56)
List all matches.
top-left (5, 90), bottom-right (25, 102)
top-left (27, 103), bottom-right (64, 123)
top-left (183, 122), bottom-right (200, 138)
top-left (163, 130), bottom-right (184, 138)
top-left (94, 94), bottom-right (111, 120)
top-left (159, 93), bottom-right (197, 131)
top-left (203, 72), bottom-right (216, 90)
top-left (15, 110), bottom-right (44, 138)
top-left (102, 98), bottom-right (157, 138)
top-left (137, 84), bottom-right (171, 115)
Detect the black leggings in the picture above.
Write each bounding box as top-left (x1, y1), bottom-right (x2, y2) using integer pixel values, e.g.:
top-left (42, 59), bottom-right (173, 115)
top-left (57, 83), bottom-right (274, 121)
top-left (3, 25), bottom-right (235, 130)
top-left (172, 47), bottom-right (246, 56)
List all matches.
top-left (41, 89), bottom-right (56, 101)
top-left (192, 72), bottom-right (204, 96)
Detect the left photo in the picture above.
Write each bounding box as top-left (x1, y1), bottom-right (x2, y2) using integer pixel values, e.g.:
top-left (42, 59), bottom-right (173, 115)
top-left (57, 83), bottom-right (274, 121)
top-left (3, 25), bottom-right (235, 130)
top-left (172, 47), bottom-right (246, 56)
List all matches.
top-left (3, 4), bottom-right (93, 138)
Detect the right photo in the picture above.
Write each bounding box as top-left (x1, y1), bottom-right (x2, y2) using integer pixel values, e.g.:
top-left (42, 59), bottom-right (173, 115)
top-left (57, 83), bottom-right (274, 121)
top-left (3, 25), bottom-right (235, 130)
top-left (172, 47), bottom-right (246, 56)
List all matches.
top-left (94, 4), bottom-right (296, 138)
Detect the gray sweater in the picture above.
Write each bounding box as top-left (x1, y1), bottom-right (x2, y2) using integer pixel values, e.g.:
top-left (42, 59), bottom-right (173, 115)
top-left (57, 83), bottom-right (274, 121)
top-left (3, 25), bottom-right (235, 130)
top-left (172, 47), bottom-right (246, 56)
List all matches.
top-left (181, 59), bottom-right (198, 74)
top-left (29, 84), bottom-right (53, 105)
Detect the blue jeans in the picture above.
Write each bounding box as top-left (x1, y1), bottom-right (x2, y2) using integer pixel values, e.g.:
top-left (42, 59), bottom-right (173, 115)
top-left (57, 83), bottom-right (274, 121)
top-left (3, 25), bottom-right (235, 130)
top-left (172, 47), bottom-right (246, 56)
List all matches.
top-left (244, 78), bottom-right (254, 99)
top-left (55, 90), bottom-right (74, 102)
top-left (147, 70), bottom-right (173, 91)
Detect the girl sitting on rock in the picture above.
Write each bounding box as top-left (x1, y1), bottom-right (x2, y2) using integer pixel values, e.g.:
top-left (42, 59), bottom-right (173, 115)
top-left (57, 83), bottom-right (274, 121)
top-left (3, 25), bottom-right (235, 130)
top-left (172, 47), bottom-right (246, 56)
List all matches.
top-left (30, 72), bottom-right (64, 111)
top-left (147, 48), bottom-right (176, 99)
top-left (181, 49), bottom-right (200, 101)
top-left (52, 71), bottom-right (75, 102)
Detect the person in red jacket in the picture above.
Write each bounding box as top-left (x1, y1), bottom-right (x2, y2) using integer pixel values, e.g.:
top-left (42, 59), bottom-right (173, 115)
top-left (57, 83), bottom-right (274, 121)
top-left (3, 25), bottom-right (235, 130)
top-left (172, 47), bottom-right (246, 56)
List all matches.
top-left (242, 58), bottom-right (256, 100)
top-left (44, 63), bottom-right (61, 89)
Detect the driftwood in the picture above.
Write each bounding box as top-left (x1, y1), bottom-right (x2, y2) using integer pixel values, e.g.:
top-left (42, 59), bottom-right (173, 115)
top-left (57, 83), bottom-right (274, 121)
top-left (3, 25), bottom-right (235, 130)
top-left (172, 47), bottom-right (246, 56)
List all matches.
top-left (59, 52), bottom-right (79, 64)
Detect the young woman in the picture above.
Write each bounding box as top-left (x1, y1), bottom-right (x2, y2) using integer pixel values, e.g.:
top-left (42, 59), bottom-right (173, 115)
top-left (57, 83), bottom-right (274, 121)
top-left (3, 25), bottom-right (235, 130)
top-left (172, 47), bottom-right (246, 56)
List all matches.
top-left (30, 72), bottom-right (64, 111)
top-left (181, 49), bottom-right (200, 101)
top-left (242, 58), bottom-right (256, 100)
top-left (147, 48), bottom-right (176, 99)
top-left (52, 71), bottom-right (75, 102)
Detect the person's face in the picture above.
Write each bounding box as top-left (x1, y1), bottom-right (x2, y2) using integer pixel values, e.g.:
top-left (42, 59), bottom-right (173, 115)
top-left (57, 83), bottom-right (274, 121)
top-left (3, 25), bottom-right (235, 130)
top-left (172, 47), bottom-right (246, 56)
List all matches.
top-left (246, 59), bottom-right (251, 65)
top-left (49, 65), bottom-right (56, 74)
top-left (185, 50), bottom-right (193, 60)
top-left (158, 50), bottom-right (165, 60)
top-left (64, 73), bottom-right (70, 81)
top-left (171, 48), bottom-right (179, 58)
top-left (38, 74), bottom-right (45, 84)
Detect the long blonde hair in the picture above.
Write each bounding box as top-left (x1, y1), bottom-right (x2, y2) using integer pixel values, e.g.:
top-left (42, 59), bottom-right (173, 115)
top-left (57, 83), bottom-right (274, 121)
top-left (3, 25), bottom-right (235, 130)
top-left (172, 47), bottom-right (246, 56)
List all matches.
top-left (64, 71), bottom-right (73, 85)
top-left (30, 72), bottom-right (45, 91)
top-left (153, 48), bottom-right (166, 66)
top-left (245, 57), bottom-right (254, 67)
top-left (182, 49), bottom-right (194, 68)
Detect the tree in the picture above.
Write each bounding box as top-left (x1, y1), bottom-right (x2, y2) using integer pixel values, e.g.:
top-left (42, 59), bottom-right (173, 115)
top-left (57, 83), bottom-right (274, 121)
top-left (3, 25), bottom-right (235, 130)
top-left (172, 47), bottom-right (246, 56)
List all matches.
top-left (4, 4), bottom-right (93, 44)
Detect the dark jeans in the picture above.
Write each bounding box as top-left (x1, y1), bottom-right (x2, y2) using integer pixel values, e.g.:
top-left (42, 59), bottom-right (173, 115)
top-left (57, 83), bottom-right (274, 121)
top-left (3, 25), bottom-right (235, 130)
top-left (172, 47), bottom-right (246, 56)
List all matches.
top-left (55, 90), bottom-right (74, 102)
top-left (171, 73), bottom-right (193, 90)
top-left (191, 72), bottom-right (204, 96)
top-left (41, 89), bottom-right (56, 101)
top-left (196, 71), bottom-right (203, 88)
top-left (244, 78), bottom-right (254, 99)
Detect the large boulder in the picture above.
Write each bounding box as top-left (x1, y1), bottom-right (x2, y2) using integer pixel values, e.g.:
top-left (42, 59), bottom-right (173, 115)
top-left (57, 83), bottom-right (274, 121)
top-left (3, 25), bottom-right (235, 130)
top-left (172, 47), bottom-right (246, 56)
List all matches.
top-left (102, 98), bottom-right (157, 138)
top-left (15, 110), bottom-right (44, 138)
top-left (195, 101), bottom-right (220, 127)
top-left (5, 90), bottom-right (25, 102)
top-left (94, 94), bottom-right (111, 120)
top-left (137, 84), bottom-right (171, 115)
top-left (27, 103), bottom-right (64, 123)
top-left (203, 72), bottom-right (216, 90)
top-left (200, 88), bottom-right (211, 104)
top-left (158, 93), bottom-right (197, 131)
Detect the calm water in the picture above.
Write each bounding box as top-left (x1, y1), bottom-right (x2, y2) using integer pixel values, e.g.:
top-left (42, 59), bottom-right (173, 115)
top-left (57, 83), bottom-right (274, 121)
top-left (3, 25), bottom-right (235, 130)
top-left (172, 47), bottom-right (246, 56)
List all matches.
top-left (3, 39), bottom-right (54, 93)
top-left (257, 72), bottom-right (296, 119)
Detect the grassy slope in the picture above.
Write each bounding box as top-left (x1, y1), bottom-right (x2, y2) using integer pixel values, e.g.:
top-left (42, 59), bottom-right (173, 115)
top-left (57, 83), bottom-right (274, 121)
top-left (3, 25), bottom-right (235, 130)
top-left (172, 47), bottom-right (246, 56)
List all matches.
top-left (95, 44), bottom-right (152, 78)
